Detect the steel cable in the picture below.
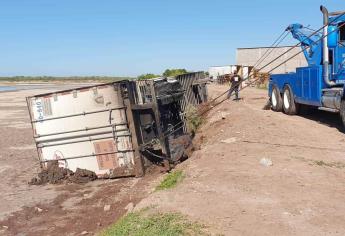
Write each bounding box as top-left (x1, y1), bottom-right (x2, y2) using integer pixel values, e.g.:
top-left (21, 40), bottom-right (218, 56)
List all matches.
top-left (141, 12), bottom-right (345, 150)
top-left (157, 21), bottom-right (345, 141)
top-left (254, 31), bottom-right (290, 69)
top-left (199, 22), bottom-right (345, 118)
top-left (198, 11), bottom-right (345, 108)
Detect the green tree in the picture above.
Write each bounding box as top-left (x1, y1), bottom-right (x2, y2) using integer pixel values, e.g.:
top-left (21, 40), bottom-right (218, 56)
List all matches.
top-left (162, 69), bottom-right (188, 77)
top-left (137, 73), bottom-right (160, 80)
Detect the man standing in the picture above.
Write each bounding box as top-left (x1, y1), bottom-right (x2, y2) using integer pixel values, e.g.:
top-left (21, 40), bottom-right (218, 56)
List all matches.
top-left (227, 70), bottom-right (243, 100)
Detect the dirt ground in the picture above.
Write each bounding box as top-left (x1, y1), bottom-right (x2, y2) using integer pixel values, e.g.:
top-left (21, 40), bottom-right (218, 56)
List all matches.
top-left (2, 83), bottom-right (345, 235)
top-left (0, 85), bottom-right (161, 236)
top-left (136, 84), bottom-right (345, 235)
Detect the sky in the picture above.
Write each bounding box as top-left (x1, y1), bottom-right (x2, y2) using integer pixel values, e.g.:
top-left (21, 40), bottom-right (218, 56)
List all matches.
top-left (0, 0), bottom-right (343, 77)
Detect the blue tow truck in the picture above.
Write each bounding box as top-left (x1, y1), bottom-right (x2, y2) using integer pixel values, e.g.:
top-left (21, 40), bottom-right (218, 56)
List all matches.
top-left (269, 6), bottom-right (345, 126)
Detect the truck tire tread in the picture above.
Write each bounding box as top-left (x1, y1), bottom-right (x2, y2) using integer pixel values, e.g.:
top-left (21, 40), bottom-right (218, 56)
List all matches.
top-left (271, 86), bottom-right (283, 112)
top-left (283, 85), bottom-right (299, 115)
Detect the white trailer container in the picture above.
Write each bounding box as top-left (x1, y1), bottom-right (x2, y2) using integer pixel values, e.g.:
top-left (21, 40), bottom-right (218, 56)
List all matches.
top-left (27, 82), bottom-right (140, 178)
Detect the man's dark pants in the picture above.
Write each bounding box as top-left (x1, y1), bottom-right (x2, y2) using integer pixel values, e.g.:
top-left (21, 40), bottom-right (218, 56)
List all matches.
top-left (227, 85), bottom-right (239, 100)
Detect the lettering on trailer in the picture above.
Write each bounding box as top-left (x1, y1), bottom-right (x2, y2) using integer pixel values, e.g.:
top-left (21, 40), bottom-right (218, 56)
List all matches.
top-left (35, 99), bottom-right (44, 121)
top-left (35, 98), bottom-right (53, 121)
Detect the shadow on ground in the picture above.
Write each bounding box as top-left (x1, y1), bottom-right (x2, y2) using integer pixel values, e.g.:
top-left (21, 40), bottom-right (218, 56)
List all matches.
top-left (298, 108), bottom-right (344, 132)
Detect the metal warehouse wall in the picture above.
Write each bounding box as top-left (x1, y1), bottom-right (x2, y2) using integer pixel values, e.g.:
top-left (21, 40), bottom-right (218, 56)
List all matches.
top-left (236, 46), bottom-right (308, 74)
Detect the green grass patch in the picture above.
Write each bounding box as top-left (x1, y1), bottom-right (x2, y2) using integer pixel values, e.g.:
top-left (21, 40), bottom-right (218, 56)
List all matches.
top-left (100, 210), bottom-right (207, 236)
top-left (156, 170), bottom-right (184, 191)
top-left (185, 105), bottom-right (203, 136)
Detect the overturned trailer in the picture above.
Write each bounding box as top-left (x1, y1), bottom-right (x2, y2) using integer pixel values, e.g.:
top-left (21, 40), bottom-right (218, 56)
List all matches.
top-left (27, 73), bottom-right (208, 178)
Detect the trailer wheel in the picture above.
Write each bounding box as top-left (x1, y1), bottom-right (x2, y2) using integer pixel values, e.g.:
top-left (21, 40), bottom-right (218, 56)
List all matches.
top-left (283, 85), bottom-right (299, 115)
top-left (271, 86), bottom-right (283, 112)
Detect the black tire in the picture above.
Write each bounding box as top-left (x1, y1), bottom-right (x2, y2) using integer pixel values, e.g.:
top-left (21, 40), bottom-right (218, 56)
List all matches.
top-left (340, 100), bottom-right (345, 128)
top-left (282, 85), bottom-right (299, 115)
top-left (271, 86), bottom-right (283, 112)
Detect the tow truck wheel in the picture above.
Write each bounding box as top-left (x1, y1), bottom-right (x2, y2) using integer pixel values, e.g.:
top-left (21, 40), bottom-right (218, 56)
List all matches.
top-left (283, 85), bottom-right (299, 115)
top-left (271, 86), bottom-right (283, 112)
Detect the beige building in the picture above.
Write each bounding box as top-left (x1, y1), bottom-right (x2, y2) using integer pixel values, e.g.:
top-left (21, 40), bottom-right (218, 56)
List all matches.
top-left (236, 46), bottom-right (308, 74)
top-left (208, 65), bottom-right (252, 80)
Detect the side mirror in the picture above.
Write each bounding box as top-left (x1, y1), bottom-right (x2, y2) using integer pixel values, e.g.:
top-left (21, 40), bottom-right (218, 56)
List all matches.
top-left (328, 25), bottom-right (338, 48)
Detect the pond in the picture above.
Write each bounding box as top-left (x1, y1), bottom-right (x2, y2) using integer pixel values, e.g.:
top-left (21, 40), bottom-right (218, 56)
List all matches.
top-left (0, 83), bottom-right (99, 93)
top-left (0, 86), bottom-right (17, 92)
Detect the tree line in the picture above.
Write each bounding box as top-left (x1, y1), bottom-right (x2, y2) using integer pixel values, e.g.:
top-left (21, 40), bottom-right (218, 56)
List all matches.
top-left (0, 69), bottom-right (191, 82)
top-left (137, 69), bottom-right (189, 80)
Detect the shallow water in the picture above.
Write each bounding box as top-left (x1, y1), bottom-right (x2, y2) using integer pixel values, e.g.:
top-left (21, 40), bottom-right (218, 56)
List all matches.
top-left (0, 86), bottom-right (17, 92)
top-left (0, 83), bottom-right (97, 93)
